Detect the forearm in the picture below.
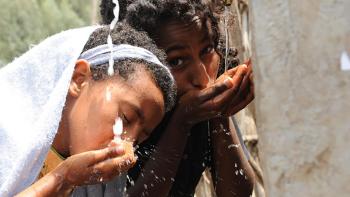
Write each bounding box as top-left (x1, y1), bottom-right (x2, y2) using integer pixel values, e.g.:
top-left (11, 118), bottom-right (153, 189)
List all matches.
top-left (210, 117), bottom-right (255, 197)
top-left (15, 163), bottom-right (73, 197)
top-left (127, 115), bottom-right (192, 197)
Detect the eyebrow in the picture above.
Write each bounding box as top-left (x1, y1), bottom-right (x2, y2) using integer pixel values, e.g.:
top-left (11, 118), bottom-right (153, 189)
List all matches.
top-left (166, 44), bottom-right (189, 54)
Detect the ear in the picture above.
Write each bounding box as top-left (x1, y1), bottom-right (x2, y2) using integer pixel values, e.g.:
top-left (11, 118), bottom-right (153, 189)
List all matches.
top-left (69, 59), bottom-right (92, 97)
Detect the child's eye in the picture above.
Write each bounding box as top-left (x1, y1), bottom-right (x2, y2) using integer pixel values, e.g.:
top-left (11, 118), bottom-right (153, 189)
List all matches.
top-left (168, 58), bottom-right (185, 69)
top-left (121, 113), bottom-right (130, 125)
top-left (202, 45), bottom-right (214, 55)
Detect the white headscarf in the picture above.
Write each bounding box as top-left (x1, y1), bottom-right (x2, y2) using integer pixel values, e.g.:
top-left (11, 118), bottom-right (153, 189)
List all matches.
top-left (0, 26), bottom-right (98, 196)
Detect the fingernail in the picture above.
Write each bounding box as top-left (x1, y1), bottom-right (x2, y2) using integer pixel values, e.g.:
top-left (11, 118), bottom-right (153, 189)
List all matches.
top-left (224, 77), bottom-right (233, 88)
top-left (242, 64), bottom-right (248, 68)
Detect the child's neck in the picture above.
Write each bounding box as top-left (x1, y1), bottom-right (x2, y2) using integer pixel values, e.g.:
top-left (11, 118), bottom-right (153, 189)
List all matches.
top-left (52, 107), bottom-right (71, 158)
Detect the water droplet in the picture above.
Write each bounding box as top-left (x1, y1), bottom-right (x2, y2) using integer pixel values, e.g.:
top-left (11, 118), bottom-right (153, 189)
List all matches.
top-left (239, 169), bottom-right (244, 175)
top-left (228, 144), bottom-right (240, 149)
top-left (144, 184), bottom-right (148, 189)
top-left (235, 170), bottom-right (239, 175)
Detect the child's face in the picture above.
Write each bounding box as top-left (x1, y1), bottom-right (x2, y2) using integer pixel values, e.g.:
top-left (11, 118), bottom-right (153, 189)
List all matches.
top-left (157, 19), bottom-right (220, 97)
top-left (67, 64), bottom-right (165, 155)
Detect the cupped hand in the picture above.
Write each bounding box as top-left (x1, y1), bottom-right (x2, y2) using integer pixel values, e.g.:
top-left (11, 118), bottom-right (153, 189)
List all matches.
top-left (54, 140), bottom-right (136, 187)
top-left (216, 60), bottom-right (254, 116)
top-left (174, 62), bottom-right (253, 126)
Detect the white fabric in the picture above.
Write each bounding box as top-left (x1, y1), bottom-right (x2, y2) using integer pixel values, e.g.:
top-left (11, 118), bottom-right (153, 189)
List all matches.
top-left (0, 26), bottom-right (98, 196)
top-left (79, 44), bottom-right (164, 67)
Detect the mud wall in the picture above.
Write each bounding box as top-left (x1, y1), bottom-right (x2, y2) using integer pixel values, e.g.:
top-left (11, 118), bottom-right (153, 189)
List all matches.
top-left (250, 0), bottom-right (350, 196)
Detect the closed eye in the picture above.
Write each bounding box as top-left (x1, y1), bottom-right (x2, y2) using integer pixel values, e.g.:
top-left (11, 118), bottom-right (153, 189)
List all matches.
top-left (121, 113), bottom-right (130, 125)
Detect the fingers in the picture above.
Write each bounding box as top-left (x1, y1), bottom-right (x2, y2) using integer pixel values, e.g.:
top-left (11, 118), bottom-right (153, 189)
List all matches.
top-left (197, 78), bottom-right (232, 103)
top-left (225, 60), bottom-right (251, 77)
top-left (249, 72), bottom-right (254, 87)
top-left (244, 58), bottom-right (252, 67)
top-left (201, 64), bottom-right (248, 111)
top-left (226, 79), bottom-right (255, 116)
top-left (90, 154), bottom-right (136, 182)
top-left (86, 145), bottom-right (125, 165)
top-left (221, 63), bottom-right (253, 116)
top-left (224, 66), bottom-right (239, 77)
top-left (227, 90), bottom-right (254, 115)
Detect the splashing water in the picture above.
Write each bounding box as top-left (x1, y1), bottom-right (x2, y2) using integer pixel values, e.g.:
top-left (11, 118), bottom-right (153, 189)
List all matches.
top-left (228, 144), bottom-right (240, 149)
top-left (126, 175), bottom-right (135, 186)
top-left (113, 117), bottom-right (123, 143)
top-left (239, 169), bottom-right (244, 175)
top-left (107, 0), bottom-right (120, 76)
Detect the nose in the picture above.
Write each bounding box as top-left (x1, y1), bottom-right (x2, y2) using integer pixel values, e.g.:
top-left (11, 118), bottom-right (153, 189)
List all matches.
top-left (191, 61), bottom-right (210, 89)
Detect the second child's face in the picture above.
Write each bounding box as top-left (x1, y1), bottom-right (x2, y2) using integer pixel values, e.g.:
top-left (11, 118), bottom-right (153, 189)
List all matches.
top-left (68, 65), bottom-right (165, 155)
top-left (157, 18), bottom-right (221, 97)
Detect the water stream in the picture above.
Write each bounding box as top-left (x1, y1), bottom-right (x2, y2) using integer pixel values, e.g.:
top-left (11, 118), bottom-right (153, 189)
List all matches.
top-left (107, 0), bottom-right (120, 76)
top-left (224, 6), bottom-right (230, 72)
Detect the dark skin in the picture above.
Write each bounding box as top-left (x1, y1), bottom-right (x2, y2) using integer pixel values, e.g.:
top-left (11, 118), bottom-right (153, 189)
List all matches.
top-left (127, 19), bottom-right (255, 197)
top-left (16, 60), bottom-right (166, 197)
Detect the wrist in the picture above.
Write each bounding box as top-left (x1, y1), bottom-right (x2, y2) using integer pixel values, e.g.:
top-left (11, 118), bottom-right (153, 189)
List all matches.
top-left (50, 162), bottom-right (75, 195)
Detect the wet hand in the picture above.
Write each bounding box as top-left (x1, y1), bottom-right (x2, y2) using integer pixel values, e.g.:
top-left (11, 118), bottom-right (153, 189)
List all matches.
top-left (175, 63), bottom-right (252, 126)
top-left (216, 60), bottom-right (254, 116)
top-left (54, 140), bottom-right (136, 187)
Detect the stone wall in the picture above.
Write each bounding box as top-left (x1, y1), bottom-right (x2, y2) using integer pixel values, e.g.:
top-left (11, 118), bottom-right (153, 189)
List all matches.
top-left (250, 0), bottom-right (350, 196)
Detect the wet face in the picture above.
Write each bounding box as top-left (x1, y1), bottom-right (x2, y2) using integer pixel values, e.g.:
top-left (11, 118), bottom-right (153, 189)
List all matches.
top-left (66, 63), bottom-right (165, 155)
top-left (157, 18), bottom-right (220, 97)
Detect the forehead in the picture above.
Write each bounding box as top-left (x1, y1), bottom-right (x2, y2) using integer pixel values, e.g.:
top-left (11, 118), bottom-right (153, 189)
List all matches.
top-left (124, 67), bottom-right (163, 106)
top-left (157, 18), bottom-right (214, 48)
top-left (119, 67), bottom-right (165, 124)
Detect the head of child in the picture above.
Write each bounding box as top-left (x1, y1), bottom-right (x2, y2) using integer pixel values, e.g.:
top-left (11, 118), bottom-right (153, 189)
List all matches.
top-left (53, 24), bottom-right (176, 159)
top-left (101, 0), bottom-right (224, 97)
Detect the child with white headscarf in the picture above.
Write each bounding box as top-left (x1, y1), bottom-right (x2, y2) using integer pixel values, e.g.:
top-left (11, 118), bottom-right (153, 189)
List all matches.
top-left (0, 23), bottom-right (176, 197)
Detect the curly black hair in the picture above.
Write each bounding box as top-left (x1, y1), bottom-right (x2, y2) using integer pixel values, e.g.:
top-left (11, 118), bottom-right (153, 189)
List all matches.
top-left (100, 0), bottom-right (239, 74)
top-left (82, 23), bottom-right (176, 112)
top-left (100, 0), bottom-right (134, 23)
